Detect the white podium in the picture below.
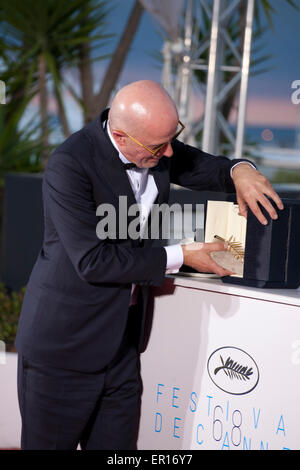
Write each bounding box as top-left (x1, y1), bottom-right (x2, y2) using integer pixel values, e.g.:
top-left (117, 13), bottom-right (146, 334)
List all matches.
top-left (138, 276), bottom-right (300, 451)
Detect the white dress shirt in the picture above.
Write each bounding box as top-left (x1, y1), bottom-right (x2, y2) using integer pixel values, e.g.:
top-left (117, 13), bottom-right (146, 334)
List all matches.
top-left (106, 121), bottom-right (184, 274)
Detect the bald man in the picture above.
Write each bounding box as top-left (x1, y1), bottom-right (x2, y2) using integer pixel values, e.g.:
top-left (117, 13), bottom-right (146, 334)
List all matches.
top-left (15, 80), bottom-right (283, 450)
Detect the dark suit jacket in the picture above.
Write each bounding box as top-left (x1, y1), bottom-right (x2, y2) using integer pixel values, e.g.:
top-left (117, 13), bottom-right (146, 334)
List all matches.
top-left (15, 109), bottom-right (247, 372)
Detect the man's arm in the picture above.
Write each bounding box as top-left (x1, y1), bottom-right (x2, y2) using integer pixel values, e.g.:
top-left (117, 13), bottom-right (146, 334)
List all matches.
top-left (170, 139), bottom-right (283, 224)
top-left (170, 139), bottom-right (239, 193)
top-left (44, 151), bottom-right (167, 286)
top-left (169, 140), bottom-right (284, 275)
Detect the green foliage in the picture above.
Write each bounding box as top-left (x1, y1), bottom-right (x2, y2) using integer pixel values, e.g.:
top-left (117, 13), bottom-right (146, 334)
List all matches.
top-left (271, 169), bottom-right (300, 184)
top-left (0, 106), bottom-right (43, 185)
top-left (0, 48), bottom-right (44, 180)
top-left (0, 0), bottom-right (111, 170)
top-left (0, 0), bottom-right (110, 83)
top-left (0, 282), bottom-right (25, 351)
top-left (260, 0), bottom-right (299, 28)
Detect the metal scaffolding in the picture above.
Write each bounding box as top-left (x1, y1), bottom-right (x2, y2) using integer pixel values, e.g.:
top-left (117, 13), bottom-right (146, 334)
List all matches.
top-left (161, 0), bottom-right (255, 158)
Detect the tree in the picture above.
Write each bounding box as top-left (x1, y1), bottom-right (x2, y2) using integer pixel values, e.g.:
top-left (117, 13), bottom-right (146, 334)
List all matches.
top-left (67, 0), bottom-right (145, 124)
top-left (0, 0), bottom-right (110, 166)
top-left (93, 0), bottom-right (144, 114)
top-left (0, 53), bottom-right (42, 181)
top-left (0, 0), bottom-right (146, 164)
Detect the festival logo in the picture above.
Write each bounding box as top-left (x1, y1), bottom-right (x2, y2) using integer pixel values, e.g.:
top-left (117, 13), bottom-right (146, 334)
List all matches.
top-left (207, 346), bottom-right (259, 395)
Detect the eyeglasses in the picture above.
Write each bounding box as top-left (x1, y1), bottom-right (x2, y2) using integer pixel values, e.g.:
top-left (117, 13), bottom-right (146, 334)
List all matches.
top-left (116, 120), bottom-right (185, 156)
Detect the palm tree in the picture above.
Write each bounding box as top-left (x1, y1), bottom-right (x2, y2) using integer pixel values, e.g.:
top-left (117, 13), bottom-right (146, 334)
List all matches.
top-left (93, 0), bottom-right (144, 114)
top-left (0, 0), bottom-right (146, 162)
top-left (65, 0), bottom-right (145, 124)
top-left (0, 0), bottom-right (110, 166)
top-left (0, 52), bottom-right (42, 180)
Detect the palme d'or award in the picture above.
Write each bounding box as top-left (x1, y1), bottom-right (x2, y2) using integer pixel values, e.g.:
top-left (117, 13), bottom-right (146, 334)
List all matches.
top-left (212, 235), bottom-right (245, 277)
top-left (205, 201), bottom-right (246, 278)
top-left (179, 198), bottom-right (300, 289)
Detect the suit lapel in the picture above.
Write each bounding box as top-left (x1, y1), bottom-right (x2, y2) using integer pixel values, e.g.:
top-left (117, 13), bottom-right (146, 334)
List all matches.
top-left (140, 159), bottom-right (170, 245)
top-left (150, 158), bottom-right (170, 205)
top-left (85, 111), bottom-right (171, 245)
top-left (85, 111), bottom-right (137, 209)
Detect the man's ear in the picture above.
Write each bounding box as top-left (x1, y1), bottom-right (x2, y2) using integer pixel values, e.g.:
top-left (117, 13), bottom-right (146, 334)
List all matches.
top-left (112, 131), bottom-right (126, 146)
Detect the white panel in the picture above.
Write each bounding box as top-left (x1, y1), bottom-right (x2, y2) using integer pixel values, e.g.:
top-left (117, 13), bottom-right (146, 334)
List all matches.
top-left (138, 279), bottom-right (300, 450)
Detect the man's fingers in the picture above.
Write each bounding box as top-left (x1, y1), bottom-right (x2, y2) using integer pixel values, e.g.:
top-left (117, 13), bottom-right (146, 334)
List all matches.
top-left (258, 194), bottom-right (278, 221)
top-left (237, 197), bottom-right (248, 218)
top-left (181, 242), bottom-right (235, 276)
top-left (246, 199), bottom-right (268, 225)
top-left (208, 257), bottom-right (234, 277)
top-left (263, 187), bottom-right (284, 211)
top-left (247, 193), bottom-right (283, 225)
top-left (204, 242), bottom-right (228, 252)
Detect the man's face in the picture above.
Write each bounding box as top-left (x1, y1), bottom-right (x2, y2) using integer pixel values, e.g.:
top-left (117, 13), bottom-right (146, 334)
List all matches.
top-left (122, 140), bottom-right (174, 168)
top-left (113, 118), bottom-right (178, 168)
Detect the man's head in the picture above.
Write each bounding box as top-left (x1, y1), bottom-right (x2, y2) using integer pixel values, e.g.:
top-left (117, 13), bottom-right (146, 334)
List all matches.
top-left (108, 80), bottom-right (180, 168)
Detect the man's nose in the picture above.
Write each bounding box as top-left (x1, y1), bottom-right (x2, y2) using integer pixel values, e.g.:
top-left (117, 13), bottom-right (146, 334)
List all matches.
top-left (163, 142), bottom-right (173, 157)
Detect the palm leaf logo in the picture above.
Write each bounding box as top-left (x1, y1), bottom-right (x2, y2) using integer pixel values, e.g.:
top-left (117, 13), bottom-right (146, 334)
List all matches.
top-left (214, 355), bottom-right (253, 381)
top-left (214, 234), bottom-right (245, 261)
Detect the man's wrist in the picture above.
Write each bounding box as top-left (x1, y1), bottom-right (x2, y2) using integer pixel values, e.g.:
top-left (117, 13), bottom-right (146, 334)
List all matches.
top-left (181, 242), bottom-right (204, 266)
top-left (230, 161), bottom-right (256, 179)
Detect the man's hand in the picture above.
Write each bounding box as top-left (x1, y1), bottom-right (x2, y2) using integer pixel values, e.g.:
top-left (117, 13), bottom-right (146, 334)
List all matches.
top-left (182, 242), bottom-right (234, 277)
top-left (231, 163), bottom-right (284, 225)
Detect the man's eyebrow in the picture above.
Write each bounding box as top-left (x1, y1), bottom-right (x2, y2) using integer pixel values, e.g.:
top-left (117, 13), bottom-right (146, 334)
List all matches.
top-left (150, 136), bottom-right (176, 148)
top-left (151, 141), bottom-right (167, 148)
top-left (146, 129), bottom-right (178, 148)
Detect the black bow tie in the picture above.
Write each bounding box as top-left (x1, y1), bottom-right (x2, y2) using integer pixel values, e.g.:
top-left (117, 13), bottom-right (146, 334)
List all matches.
top-left (123, 162), bottom-right (137, 170)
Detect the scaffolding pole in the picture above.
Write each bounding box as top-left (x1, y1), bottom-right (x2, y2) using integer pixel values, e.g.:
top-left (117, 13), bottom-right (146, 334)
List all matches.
top-left (235, 0), bottom-right (255, 158)
top-left (161, 0), bottom-right (255, 158)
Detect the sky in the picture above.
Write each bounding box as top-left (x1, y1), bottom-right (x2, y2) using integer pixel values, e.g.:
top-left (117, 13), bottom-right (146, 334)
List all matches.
top-left (47, 0), bottom-right (300, 137)
top-left (93, 0), bottom-right (300, 129)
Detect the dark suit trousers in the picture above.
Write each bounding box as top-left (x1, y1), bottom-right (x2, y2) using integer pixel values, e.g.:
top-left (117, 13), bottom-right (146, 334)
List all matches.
top-left (17, 311), bottom-right (142, 450)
